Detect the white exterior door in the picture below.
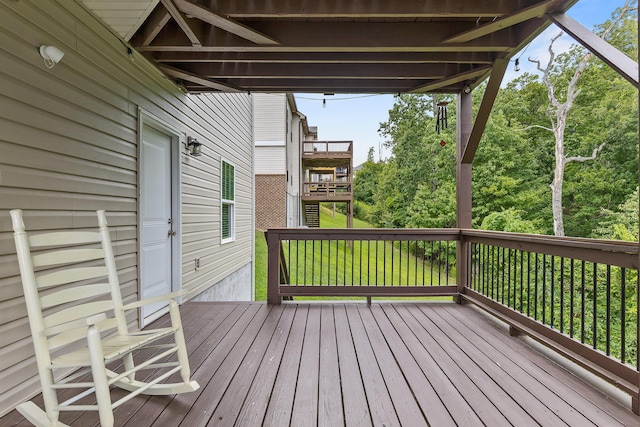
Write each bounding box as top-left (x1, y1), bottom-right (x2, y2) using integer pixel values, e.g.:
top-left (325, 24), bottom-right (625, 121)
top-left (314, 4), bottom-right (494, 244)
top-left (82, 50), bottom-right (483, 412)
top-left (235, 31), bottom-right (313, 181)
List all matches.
top-left (140, 124), bottom-right (174, 323)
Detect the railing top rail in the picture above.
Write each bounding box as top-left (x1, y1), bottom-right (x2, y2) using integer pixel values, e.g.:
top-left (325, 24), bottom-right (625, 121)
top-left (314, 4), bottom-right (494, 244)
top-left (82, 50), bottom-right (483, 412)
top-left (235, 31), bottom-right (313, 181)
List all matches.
top-left (266, 227), bottom-right (461, 241)
top-left (462, 229), bottom-right (639, 255)
top-left (302, 141), bottom-right (353, 153)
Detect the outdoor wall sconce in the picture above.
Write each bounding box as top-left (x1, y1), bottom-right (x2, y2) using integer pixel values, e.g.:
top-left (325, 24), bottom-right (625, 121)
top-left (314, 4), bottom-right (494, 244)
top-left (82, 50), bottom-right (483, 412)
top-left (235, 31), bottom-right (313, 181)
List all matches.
top-left (39, 45), bottom-right (65, 68)
top-left (187, 136), bottom-right (202, 156)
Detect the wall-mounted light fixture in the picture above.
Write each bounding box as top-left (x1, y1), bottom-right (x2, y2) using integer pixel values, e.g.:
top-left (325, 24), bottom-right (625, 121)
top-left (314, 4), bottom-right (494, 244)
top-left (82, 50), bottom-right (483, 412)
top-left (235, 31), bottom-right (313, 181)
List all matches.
top-left (187, 136), bottom-right (202, 156)
top-left (39, 45), bottom-right (65, 68)
top-left (463, 83), bottom-right (472, 94)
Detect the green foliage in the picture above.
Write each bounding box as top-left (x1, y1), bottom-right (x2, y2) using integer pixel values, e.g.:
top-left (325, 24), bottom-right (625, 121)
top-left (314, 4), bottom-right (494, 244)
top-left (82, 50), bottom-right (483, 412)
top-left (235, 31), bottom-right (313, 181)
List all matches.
top-left (480, 208), bottom-right (543, 234)
top-left (594, 188), bottom-right (639, 241)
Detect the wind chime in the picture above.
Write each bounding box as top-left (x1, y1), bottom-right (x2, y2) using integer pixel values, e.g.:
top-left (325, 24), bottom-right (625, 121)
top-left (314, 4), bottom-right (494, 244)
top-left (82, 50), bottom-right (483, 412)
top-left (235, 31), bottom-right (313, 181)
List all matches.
top-left (435, 101), bottom-right (449, 134)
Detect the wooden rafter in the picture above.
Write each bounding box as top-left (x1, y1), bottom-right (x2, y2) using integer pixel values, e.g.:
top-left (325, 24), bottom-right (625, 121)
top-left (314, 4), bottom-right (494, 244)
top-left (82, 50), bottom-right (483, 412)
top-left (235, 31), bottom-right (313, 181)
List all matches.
top-left (207, 0), bottom-right (524, 18)
top-left (151, 51), bottom-right (497, 65)
top-left (174, 0), bottom-right (278, 45)
top-left (547, 13), bottom-right (639, 86)
top-left (158, 65), bottom-right (240, 91)
top-left (118, 0), bottom-right (581, 93)
top-left (136, 5), bottom-right (171, 46)
top-left (461, 58), bottom-right (509, 164)
top-left (159, 0), bottom-right (202, 46)
top-left (444, 0), bottom-right (563, 44)
top-left (411, 66), bottom-right (491, 93)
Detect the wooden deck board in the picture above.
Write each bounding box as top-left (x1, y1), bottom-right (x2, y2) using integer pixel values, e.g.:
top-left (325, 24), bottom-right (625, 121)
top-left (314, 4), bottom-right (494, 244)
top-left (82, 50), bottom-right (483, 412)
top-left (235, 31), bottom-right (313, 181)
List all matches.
top-left (3, 301), bottom-right (638, 427)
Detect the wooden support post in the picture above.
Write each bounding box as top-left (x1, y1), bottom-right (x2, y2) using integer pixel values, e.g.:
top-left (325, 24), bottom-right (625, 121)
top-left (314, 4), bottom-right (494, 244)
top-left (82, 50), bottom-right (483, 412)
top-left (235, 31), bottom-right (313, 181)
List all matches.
top-left (266, 230), bottom-right (281, 304)
top-left (456, 91), bottom-right (473, 302)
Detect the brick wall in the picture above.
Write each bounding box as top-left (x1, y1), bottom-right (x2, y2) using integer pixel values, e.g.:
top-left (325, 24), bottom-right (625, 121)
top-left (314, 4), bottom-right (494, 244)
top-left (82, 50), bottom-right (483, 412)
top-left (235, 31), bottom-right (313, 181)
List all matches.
top-left (255, 174), bottom-right (287, 230)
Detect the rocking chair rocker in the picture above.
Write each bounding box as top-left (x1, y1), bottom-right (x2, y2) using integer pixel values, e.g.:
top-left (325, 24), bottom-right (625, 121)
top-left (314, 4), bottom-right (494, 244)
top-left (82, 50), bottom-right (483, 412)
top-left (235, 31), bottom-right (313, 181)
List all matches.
top-left (11, 209), bottom-right (199, 427)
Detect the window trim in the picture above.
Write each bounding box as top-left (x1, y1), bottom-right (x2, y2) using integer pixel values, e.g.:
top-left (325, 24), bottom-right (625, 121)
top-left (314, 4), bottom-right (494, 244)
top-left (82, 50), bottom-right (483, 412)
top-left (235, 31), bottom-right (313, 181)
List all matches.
top-left (221, 158), bottom-right (236, 244)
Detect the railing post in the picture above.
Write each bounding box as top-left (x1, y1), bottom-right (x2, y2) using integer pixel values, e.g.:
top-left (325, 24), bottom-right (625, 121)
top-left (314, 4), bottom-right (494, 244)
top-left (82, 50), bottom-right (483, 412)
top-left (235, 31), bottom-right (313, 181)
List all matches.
top-left (266, 230), bottom-right (281, 304)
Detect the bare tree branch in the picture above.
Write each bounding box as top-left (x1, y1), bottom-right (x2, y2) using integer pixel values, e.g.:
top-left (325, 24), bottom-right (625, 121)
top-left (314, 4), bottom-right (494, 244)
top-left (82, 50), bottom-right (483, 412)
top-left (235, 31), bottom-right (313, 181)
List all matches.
top-left (565, 142), bottom-right (606, 164)
top-left (513, 124), bottom-right (554, 133)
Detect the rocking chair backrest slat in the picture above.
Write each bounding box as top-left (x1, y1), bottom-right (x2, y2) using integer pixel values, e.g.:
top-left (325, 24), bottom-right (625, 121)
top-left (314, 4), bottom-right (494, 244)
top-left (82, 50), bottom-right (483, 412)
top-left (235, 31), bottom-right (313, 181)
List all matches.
top-left (40, 283), bottom-right (112, 309)
top-left (47, 318), bottom-right (119, 350)
top-left (32, 248), bottom-right (105, 269)
top-left (10, 209), bottom-right (129, 359)
top-left (36, 266), bottom-right (109, 289)
top-left (28, 231), bottom-right (101, 247)
top-left (43, 300), bottom-right (115, 330)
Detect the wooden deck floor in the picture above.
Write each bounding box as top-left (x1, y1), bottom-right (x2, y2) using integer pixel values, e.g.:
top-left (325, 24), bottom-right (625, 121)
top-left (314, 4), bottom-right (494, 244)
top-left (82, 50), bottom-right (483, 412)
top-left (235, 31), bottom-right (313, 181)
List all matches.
top-left (3, 301), bottom-right (639, 426)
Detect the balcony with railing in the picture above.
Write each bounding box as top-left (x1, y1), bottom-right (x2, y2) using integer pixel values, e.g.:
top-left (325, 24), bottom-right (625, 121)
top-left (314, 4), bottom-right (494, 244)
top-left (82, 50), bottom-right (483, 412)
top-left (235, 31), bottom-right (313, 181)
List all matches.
top-left (266, 227), bottom-right (640, 417)
top-left (302, 141), bottom-right (353, 164)
top-left (5, 227), bottom-right (638, 425)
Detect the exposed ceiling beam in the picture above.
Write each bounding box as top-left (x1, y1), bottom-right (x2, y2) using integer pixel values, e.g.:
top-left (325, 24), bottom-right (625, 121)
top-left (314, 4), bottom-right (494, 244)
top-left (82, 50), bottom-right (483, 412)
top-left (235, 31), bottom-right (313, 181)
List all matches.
top-left (134, 4), bottom-right (171, 46)
top-left (411, 66), bottom-right (491, 93)
top-left (158, 64), bottom-right (240, 91)
top-left (151, 51), bottom-right (497, 64)
top-left (206, 0), bottom-right (532, 18)
top-left (174, 0), bottom-right (279, 45)
top-left (174, 62), bottom-right (473, 79)
top-left (444, 0), bottom-right (561, 44)
top-left (142, 21), bottom-right (513, 52)
top-left (462, 58), bottom-right (509, 163)
top-left (159, 0), bottom-right (202, 46)
top-left (547, 13), bottom-right (639, 86)
top-left (201, 78), bottom-right (425, 92)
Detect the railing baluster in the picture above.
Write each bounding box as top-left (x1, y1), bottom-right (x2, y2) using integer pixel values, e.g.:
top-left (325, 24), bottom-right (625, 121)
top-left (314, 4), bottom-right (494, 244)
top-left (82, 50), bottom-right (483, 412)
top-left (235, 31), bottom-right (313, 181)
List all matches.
top-left (570, 259), bottom-right (575, 338)
top-left (606, 264), bottom-right (611, 356)
top-left (527, 252), bottom-right (531, 317)
top-left (581, 260), bottom-right (586, 344)
top-left (519, 249), bottom-right (524, 313)
top-left (559, 257), bottom-right (564, 333)
top-left (542, 254), bottom-right (547, 325)
top-left (533, 252), bottom-right (538, 320)
top-left (621, 268), bottom-right (626, 364)
top-left (593, 263), bottom-right (598, 350)
top-left (550, 255), bottom-right (555, 329)
top-left (507, 248), bottom-right (512, 308)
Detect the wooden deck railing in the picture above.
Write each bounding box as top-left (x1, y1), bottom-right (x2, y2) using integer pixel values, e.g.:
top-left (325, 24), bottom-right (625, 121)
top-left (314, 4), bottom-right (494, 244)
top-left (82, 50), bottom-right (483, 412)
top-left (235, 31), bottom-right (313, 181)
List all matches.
top-left (266, 228), bottom-right (458, 303)
top-left (302, 141), bottom-right (353, 156)
top-left (460, 229), bottom-right (640, 411)
top-left (302, 181), bottom-right (352, 199)
top-left (266, 227), bottom-right (640, 411)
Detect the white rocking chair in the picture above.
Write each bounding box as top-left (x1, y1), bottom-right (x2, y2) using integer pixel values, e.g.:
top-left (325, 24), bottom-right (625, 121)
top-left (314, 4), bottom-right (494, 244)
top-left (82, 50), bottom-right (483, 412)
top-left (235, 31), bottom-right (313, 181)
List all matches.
top-left (11, 209), bottom-right (199, 427)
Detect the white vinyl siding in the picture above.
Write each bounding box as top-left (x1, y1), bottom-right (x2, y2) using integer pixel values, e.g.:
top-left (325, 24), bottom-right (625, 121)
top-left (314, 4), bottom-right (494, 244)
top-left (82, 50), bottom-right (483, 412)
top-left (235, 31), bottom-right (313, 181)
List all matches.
top-left (253, 93), bottom-right (285, 144)
top-left (255, 146), bottom-right (286, 174)
top-left (0, 0), bottom-right (253, 415)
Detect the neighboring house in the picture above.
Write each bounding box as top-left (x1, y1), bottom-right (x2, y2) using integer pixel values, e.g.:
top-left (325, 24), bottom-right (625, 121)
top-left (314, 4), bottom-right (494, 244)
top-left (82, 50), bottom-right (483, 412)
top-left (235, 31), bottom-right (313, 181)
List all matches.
top-left (301, 141), bottom-right (354, 228)
top-left (0, 0), bottom-right (254, 416)
top-left (253, 93), bottom-right (317, 230)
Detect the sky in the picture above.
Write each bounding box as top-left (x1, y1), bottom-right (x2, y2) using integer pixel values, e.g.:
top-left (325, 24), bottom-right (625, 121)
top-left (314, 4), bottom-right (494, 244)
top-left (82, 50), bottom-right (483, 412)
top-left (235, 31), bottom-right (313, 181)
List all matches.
top-left (294, 0), bottom-right (631, 166)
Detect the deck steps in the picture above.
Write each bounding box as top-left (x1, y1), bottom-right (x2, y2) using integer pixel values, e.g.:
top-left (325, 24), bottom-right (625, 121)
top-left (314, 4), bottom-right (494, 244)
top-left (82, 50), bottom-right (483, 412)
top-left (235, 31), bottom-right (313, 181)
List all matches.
top-left (304, 203), bottom-right (320, 228)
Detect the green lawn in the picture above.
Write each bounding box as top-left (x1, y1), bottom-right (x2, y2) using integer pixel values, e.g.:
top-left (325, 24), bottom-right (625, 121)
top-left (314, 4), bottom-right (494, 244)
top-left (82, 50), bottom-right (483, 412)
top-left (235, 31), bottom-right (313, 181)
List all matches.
top-left (254, 207), bottom-right (454, 301)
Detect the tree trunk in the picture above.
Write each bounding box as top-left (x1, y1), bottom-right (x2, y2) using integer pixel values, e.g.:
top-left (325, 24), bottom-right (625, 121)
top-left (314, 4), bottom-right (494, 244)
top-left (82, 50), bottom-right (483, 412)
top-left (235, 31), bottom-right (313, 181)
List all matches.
top-left (551, 163), bottom-right (565, 237)
top-left (551, 121), bottom-right (566, 237)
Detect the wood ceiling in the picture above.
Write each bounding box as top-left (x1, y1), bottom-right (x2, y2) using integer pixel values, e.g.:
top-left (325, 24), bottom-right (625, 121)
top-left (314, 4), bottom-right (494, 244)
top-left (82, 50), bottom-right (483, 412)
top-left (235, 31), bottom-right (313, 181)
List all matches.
top-left (119, 0), bottom-right (581, 94)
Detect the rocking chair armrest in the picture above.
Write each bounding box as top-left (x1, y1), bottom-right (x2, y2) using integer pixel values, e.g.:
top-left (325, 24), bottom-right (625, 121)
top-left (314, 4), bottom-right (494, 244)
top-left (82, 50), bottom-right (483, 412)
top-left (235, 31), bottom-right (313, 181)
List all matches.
top-left (121, 290), bottom-right (187, 311)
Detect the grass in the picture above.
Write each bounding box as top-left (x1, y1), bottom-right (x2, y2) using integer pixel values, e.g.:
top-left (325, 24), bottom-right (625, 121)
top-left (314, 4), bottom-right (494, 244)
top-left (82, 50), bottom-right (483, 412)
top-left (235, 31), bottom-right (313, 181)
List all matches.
top-left (254, 207), bottom-right (454, 301)
top-left (254, 230), bottom-right (268, 301)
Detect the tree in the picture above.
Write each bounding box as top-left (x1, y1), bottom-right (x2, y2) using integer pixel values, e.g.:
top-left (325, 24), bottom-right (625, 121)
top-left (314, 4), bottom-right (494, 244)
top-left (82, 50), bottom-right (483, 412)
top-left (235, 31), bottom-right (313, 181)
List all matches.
top-left (528, 1), bottom-right (635, 236)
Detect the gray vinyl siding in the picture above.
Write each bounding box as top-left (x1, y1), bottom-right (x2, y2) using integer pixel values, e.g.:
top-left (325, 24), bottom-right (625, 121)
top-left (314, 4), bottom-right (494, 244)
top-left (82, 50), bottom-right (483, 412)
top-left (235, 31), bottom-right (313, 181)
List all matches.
top-left (0, 0), bottom-right (253, 416)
